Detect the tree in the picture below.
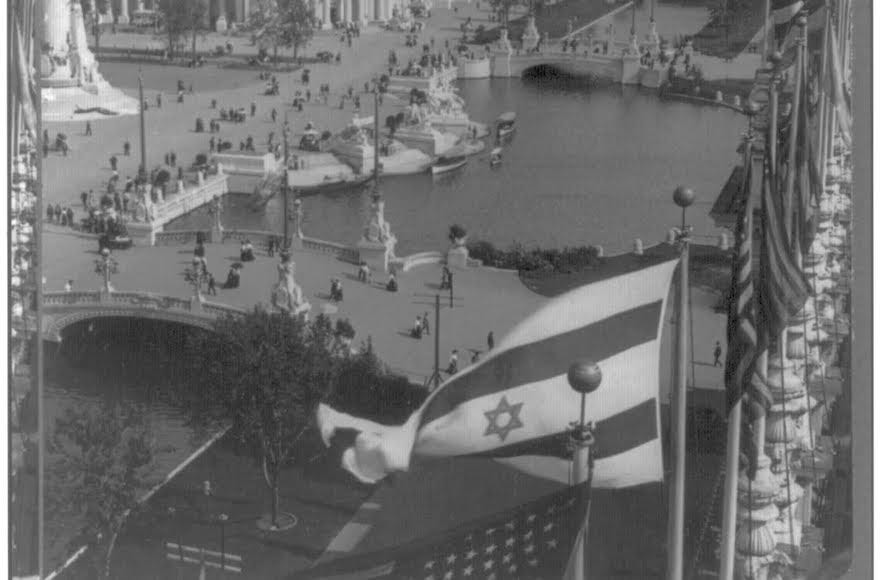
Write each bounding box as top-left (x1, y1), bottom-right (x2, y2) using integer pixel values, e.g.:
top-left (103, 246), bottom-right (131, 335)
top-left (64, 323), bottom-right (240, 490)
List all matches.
top-left (488, 0), bottom-right (521, 27)
top-left (48, 402), bottom-right (155, 578)
top-left (81, 0), bottom-right (110, 54)
top-left (157, 0), bottom-right (208, 61)
top-left (448, 224), bottom-right (467, 244)
top-left (249, 0), bottom-right (316, 62)
top-left (182, 308), bottom-right (343, 529)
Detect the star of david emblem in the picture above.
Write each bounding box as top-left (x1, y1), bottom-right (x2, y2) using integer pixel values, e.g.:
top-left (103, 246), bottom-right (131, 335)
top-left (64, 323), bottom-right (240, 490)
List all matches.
top-left (484, 396), bottom-right (524, 442)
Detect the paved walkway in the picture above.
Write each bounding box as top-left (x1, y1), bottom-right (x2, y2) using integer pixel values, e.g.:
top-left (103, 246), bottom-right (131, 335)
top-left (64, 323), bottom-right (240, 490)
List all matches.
top-left (44, 226), bottom-right (728, 396)
top-left (44, 228), bottom-right (543, 385)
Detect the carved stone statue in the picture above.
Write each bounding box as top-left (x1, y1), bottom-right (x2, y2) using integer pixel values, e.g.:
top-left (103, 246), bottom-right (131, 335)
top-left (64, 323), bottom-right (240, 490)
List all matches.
top-left (363, 198), bottom-right (396, 251)
top-left (496, 27), bottom-right (513, 54)
top-left (522, 16), bottom-right (540, 52)
top-left (271, 252), bottom-right (311, 318)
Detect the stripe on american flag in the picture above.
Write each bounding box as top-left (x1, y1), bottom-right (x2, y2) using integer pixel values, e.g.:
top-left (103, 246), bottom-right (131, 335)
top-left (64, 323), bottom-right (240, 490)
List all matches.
top-left (757, 161), bottom-right (810, 339)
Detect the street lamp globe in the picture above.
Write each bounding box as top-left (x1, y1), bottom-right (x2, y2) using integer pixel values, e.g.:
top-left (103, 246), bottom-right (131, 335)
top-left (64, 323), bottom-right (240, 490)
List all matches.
top-left (673, 186), bottom-right (695, 209)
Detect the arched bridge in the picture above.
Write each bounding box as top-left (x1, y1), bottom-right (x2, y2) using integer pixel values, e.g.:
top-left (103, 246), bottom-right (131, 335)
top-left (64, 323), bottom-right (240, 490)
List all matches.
top-left (41, 291), bottom-right (246, 342)
top-left (488, 42), bottom-right (663, 87)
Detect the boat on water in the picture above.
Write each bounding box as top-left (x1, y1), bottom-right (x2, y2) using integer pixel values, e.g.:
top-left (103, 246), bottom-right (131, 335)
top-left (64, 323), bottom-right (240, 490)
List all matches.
top-left (490, 147), bottom-right (503, 167)
top-left (496, 112), bottom-right (517, 139)
top-left (297, 173), bottom-right (374, 195)
top-left (431, 154), bottom-right (468, 175)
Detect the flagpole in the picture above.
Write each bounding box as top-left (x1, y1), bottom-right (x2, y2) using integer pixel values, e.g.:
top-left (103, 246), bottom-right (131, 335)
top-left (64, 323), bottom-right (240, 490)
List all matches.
top-left (667, 186), bottom-right (694, 580)
top-left (718, 132), bottom-right (754, 580)
top-left (817, 0), bottom-right (831, 187)
top-left (566, 360), bottom-right (601, 580)
top-left (782, 17), bottom-right (805, 237)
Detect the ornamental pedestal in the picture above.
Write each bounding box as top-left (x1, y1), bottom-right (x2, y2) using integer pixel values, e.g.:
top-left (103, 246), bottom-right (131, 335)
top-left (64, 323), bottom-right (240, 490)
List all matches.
top-left (357, 197), bottom-right (397, 274)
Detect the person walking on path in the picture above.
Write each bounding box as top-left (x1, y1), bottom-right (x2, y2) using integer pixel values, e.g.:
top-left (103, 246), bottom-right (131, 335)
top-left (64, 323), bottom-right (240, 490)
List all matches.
top-left (156, 92), bottom-right (163, 108)
top-left (207, 272), bottom-right (217, 295)
top-left (66, 207), bottom-right (75, 228)
top-left (85, 121), bottom-right (92, 136)
top-left (110, 155), bottom-right (118, 171)
top-left (170, 151), bottom-right (177, 166)
top-left (81, 191), bottom-right (89, 210)
top-left (46, 203), bottom-right (55, 223)
top-left (421, 313), bottom-right (430, 335)
top-left (487, 331), bottom-right (495, 350)
top-left (713, 341), bottom-right (723, 367)
top-left (271, 108), bottom-right (277, 123)
top-left (250, 102), bottom-right (257, 117)
top-left (123, 141), bottom-right (131, 156)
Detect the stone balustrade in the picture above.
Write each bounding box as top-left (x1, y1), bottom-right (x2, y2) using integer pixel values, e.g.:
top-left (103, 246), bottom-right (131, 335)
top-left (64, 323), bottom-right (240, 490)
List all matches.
top-left (127, 175), bottom-right (229, 246)
top-left (301, 236), bottom-right (360, 264)
top-left (211, 153), bottom-right (278, 177)
top-left (398, 251), bottom-right (444, 272)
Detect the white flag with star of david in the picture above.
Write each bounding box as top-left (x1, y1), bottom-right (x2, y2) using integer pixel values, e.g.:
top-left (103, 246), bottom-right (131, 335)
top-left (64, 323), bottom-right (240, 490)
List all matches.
top-left (318, 254), bottom-right (680, 488)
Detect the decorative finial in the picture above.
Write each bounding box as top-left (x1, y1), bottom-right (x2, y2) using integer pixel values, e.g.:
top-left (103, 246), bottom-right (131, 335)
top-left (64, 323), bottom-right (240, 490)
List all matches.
top-left (673, 186), bottom-right (695, 208)
top-left (567, 360), bottom-right (602, 395)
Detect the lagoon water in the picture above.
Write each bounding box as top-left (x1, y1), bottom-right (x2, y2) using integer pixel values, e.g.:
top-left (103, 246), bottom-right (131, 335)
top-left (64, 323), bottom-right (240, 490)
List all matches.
top-left (168, 75), bottom-right (746, 255)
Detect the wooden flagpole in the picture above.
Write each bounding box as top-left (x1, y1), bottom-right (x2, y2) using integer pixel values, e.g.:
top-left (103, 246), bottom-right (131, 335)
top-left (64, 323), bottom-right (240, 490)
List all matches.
top-left (717, 133), bottom-right (754, 580)
top-left (667, 187), bottom-right (694, 580)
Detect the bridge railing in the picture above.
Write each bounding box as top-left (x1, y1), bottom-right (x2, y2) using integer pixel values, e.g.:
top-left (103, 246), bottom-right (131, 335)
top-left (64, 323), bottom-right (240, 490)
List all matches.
top-left (301, 236), bottom-right (360, 264)
top-left (42, 291), bottom-right (104, 306)
top-left (150, 175), bottom-right (229, 228)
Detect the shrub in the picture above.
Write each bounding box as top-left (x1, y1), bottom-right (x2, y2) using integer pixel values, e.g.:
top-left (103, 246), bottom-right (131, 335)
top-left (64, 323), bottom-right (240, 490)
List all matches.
top-left (448, 224), bottom-right (467, 243)
top-left (466, 239), bottom-right (602, 273)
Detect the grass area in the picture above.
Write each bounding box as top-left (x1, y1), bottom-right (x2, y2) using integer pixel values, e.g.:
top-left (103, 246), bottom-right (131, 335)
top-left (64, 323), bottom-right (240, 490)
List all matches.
top-left (691, 0), bottom-right (765, 59)
top-left (473, 0), bottom-right (631, 44)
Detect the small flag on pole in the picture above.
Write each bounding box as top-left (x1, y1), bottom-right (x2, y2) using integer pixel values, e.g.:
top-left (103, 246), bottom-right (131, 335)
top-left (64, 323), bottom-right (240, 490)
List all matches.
top-left (318, 257), bottom-right (680, 489)
top-left (756, 161), bottom-right (811, 340)
top-left (828, 24), bottom-right (852, 146)
top-left (296, 481), bottom-right (592, 580)
top-left (13, 12), bottom-right (37, 138)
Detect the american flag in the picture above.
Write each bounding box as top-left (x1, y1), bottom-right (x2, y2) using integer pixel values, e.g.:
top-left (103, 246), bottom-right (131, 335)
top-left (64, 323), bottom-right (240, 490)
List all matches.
top-left (724, 145), bottom-right (762, 415)
top-left (299, 482), bottom-right (591, 580)
top-left (757, 156), bottom-right (811, 341)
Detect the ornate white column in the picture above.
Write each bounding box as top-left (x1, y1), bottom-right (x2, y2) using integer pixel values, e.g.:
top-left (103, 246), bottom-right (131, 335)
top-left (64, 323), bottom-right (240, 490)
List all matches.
top-left (118, 0), bottom-right (130, 24)
top-left (312, 0), bottom-right (322, 24)
top-left (343, 0), bottom-right (351, 22)
top-left (216, 0), bottom-right (228, 32)
top-left (44, 0), bottom-right (71, 57)
top-left (322, 0), bottom-right (332, 29)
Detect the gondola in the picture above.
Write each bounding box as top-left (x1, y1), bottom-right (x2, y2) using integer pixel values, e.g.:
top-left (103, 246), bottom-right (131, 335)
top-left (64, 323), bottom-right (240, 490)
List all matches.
top-left (431, 154), bottom-right (468, 175)
top-left (297, 173), bottom-right (374, 195)
top-left (489, 147), bottom-right (503, 167)
top-left (496, 111), bottom-right (517, 138)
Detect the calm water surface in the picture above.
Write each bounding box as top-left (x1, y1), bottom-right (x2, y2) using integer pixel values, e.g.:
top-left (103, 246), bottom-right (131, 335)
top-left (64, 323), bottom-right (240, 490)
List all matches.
top-left (168, 76), bottom-right (745, 255)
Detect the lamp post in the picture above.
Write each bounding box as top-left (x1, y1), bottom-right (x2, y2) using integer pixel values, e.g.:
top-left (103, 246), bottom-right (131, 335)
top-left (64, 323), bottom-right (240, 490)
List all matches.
top-left (667, 185), bottom-right (694, 580)
top-left (372, 83), bottom-right (382, 203)
top-left (94, 247), bottom-right (118, 294)
top-left (138, 70), bottom-right (147, 182)
top-left (282, 113), bottom-right (291, 250)
top-left (566, 359), bottom-right (601, 580)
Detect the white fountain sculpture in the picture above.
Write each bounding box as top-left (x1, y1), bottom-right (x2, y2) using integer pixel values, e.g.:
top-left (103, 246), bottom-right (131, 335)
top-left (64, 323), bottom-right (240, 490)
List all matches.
top-left (41, 0), bottom-right (139, 122)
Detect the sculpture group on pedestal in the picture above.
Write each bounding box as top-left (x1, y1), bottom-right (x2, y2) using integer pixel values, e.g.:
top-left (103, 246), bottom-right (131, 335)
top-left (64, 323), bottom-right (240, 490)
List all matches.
top-left (271, 252), bottom-right (312, 319)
